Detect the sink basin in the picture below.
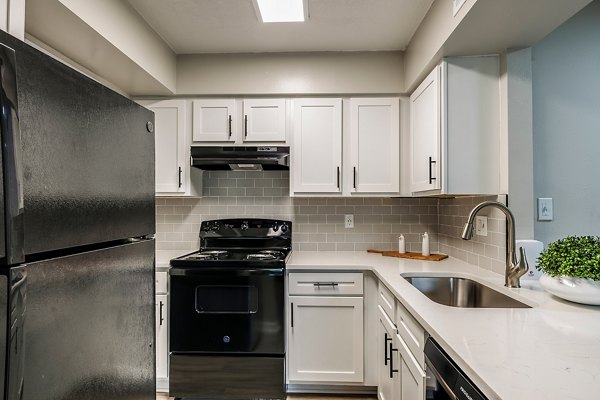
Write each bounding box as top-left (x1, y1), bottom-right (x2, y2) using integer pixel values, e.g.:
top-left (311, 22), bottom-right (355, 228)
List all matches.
top-left (402, 275), bottom-right (531, 308)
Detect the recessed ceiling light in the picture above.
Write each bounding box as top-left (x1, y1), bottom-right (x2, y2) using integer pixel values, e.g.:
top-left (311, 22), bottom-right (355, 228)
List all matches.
top-left (253, 0), bottom-right (307, 23)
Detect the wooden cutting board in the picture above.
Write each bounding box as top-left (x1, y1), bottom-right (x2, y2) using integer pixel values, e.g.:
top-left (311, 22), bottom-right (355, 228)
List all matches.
top-left (367, 249), bottom-right (448, 261)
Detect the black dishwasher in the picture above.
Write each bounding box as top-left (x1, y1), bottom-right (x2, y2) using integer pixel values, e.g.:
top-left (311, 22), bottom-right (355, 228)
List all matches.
top-left (425, 338), bottom-right (488, 400)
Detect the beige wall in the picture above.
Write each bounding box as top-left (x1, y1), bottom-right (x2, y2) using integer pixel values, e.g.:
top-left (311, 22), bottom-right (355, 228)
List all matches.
top-left (403, 0), bottom-right (592, 92)
top-left (26, 0), bottom-right (176, 95)
top-left (176, 52), bottom-right (404, 95)
top-left (403, 0), bottom-right (476, 92)
top-left (57, 0), bottom-right (176, 92)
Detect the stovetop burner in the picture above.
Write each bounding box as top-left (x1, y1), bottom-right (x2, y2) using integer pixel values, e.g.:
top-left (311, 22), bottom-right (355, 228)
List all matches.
top-left (185, 249), bottom-right (231, 261)
top-left (203, 250), bottom-right (230, 256)
top-left (176, 248), bottom-right (289, 267)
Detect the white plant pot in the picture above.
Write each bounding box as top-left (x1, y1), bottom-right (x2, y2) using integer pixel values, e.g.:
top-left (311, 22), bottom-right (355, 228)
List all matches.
top-left (539, 274), bottom-right (600, 306)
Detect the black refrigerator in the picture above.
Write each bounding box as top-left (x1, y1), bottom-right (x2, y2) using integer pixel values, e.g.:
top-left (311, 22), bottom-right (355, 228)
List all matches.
top-left (0, 31), bottom-right (156, 400)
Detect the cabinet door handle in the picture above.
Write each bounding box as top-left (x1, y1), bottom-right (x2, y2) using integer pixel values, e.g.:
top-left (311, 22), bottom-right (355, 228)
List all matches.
top-left (389, 342), bottom-right (399, 378)
top-left (353, 167), bottom-right (357, 189)
top-left (178, 167), bottom-right (182, 188)
top-left (384, 333), bottom-right (393, 366)
top-left (159, 301), bottom-right (164, 326)
top-left (313, 282), bottom-right (339, 287)
top-left (428, 157), bottom-right (437, 184)
top-left (336, 166), bottom-right (340, 189)
top-left (228, 115), bottom-right (232, 138)
top-left (291, 302), bottom-right (294, 328)
top-left (244, 115), bottom-right (248, 138)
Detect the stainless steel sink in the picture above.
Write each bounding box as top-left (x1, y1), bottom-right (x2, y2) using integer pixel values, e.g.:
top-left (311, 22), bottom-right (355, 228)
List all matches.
top-left (402, 275), bottom-right (531, 308)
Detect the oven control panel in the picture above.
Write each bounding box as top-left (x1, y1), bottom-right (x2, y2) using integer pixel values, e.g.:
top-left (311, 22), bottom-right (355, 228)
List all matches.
top-left (200, 218), bottom-right (292, 239)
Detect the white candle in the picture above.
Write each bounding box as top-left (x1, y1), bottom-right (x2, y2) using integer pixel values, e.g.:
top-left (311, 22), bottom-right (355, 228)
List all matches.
top-left (422, 232), bottom-right (430, 256)
top-left (398, 235), bottom-right (405, 253)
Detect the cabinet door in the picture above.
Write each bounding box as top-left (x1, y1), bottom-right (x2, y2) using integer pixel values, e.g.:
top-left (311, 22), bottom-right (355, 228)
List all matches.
top-left (156, 294), bottom-right (168, 381)
top-left (410, 66), bottom-right (441, 193)
top-left (288, 296), bottom-right (363, 382)
top-left (192, 99), bottom-right (236, 142)
top-left (148, 100), bottom-right (186, 193)
top-left (377, 306), bottom-right (396, 400)
top-left (292, 99), bottom-right (342, 193)
top-left (349, 98), bottom-right (400, 193)
top-left (395, 332), bottom-right (426, 400)
top-left (242, 99), bottom-right (286, 142)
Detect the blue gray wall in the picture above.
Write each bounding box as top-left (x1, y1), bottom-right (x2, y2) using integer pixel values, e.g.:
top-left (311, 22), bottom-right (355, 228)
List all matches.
top-left (532, 0), bottom-right (600, 244)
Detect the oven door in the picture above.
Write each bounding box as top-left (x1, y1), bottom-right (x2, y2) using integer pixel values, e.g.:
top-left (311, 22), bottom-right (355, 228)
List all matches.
top-left (169, 266), bottom-right (284, 355)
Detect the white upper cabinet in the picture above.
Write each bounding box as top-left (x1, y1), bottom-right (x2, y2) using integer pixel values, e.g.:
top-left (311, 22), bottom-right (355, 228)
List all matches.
top-left (292, 98), bottom-right (342, 194)
top-left (349, 98), bottom-right (400, 194)
top-left (242, 99), bottom-right (286, 142)
top-left (410, 67), bottom-right (441, 193)
top-left (192, 98), bottom-right (287, 144)
top-left (192, 99), bottom-right (237, 142)
top-left (409, 56), bottom-right (500, 195)
top-left (148, 99), bottom-right (187, 194)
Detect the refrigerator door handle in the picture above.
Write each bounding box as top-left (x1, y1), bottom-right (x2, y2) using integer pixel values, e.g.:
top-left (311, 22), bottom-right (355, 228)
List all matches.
top-left (0, 44), bottom-right (24, 264)
top-left (8, 267), bottom-right (26, 400)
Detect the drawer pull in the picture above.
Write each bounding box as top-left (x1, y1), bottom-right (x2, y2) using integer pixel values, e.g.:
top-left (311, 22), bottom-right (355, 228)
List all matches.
top-left (389, 342), bottom-right (399, 378)
top-left (159, 301), bottom-right (164, 326)
top-left (313, 282), bottom-right (339, 287)
top-left (384, 333), bottom-right (392, 366)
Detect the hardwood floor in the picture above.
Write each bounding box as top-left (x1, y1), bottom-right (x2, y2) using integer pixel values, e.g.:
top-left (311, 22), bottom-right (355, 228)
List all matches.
top-left (156, 393), bottom-right (376, 400)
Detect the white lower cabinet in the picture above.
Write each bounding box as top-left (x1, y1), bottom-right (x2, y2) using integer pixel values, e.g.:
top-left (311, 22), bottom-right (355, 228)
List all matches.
top-left (156, 294), bottom-right (168, 379)
top-left (155, 272), bottom-right (169, 392)
top-left (377, 287), bottom-right (427, 400)
top-left (395, 332), bottom-right (426, 400)
top-left (288, 296), bottom-right (364, 382)
top-left (287, 272), bottom-right (364, 384)
top-left (377, 305), bottom-right (396, 400)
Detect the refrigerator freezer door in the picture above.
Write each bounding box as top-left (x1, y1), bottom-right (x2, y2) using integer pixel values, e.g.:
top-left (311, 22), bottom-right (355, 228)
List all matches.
top-left (22, 239), bottom-right (155, 400)
top-left (0, 43), bottom-right (25, 266)
top-left (1, 31), bottom-right (155, 256)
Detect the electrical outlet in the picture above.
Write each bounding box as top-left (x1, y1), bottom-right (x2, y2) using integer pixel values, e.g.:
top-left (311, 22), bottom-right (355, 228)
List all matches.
top-left (475, 216), bottom-right (488, 236)
top-left (344, 214), bottom-right (354, 228)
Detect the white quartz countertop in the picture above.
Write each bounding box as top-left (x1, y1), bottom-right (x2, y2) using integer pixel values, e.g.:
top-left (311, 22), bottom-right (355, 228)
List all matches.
top-left (287, 251), bottom-right (600, 400)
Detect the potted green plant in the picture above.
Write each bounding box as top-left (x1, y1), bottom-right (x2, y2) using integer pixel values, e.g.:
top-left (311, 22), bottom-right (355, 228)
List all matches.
top-left (537, 236), bottom-right (600, 305)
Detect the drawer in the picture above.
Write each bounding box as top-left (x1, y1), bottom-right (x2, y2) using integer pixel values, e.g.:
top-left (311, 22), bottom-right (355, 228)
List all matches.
top-left (288, 272), bottom-right (363, 296)
top-left (395, 300), bottom-right (425, 368)
top-left (156, 271), bottom-right (168, 294)
top-left (395, 331), bottom-right (426, 387)
top-left (377, 280), bottom-right (396, 322)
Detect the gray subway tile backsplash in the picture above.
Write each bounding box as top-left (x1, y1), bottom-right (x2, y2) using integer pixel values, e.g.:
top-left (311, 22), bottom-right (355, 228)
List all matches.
top-left (156, 171), bottom-right (506, 274)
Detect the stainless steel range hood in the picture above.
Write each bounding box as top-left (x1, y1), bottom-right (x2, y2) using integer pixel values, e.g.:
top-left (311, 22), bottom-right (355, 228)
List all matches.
top-left (190, 146), bottom-right (289, 171)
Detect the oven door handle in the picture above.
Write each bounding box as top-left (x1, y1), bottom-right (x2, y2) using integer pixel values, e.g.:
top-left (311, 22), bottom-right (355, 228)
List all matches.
top-left (169, 267), bottom-right (284, 277)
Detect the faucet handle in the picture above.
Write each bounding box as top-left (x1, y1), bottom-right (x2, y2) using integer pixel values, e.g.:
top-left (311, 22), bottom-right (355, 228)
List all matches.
top-left (517, 246), bottom-right (529, 276)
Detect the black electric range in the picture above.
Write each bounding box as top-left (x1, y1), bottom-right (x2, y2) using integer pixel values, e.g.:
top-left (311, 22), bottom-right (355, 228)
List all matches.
top-left (168, 218), bottom-right (291, 400)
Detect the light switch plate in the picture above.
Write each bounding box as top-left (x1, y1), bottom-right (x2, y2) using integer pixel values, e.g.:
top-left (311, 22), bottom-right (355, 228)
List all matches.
top-left (538, 198), bottom-right (553, 221)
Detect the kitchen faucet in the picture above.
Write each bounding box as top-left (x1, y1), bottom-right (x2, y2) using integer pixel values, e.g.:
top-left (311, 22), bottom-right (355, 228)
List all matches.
top-left (461, 201), bottom-right (529, 288)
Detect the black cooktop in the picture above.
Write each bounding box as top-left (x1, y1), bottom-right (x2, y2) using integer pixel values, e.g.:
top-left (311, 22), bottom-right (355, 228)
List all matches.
top-left (170, 248), bottom-right (289, 268)
top-left (170, 218), bottom-right (292, 269)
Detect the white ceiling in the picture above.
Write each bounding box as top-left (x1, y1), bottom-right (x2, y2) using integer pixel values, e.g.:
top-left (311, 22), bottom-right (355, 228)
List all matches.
top-left (127, 0), bottom-right (434, 54)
